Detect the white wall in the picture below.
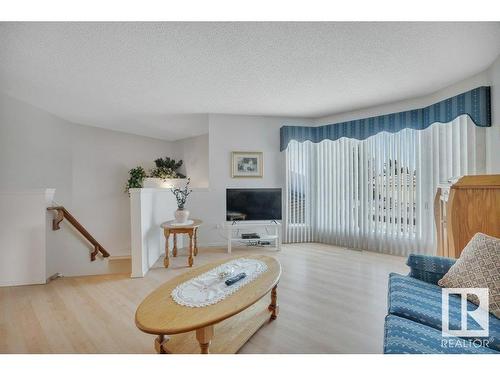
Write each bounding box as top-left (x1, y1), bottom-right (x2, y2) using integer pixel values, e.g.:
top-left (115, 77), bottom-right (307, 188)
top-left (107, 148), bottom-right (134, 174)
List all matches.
top-left (186, 114), bottom-right (313, 246)
top-left (0, 93), bottom-right (179, 276)
top-left (130, 188), bottom-right (179, 277)
top-left (175, 134), bottom-right (209, 188)
top-left (0, 190), bottom-right (53, 286)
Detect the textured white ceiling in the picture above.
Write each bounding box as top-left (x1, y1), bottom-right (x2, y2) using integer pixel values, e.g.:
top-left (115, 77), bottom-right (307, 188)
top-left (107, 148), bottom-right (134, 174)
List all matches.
top-left (1, 22), bottom-right (500, 140)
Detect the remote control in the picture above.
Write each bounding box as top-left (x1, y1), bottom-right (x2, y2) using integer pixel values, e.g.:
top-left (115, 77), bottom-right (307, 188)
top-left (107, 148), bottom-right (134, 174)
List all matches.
top-left (225, 272), bottom-right (247, 286)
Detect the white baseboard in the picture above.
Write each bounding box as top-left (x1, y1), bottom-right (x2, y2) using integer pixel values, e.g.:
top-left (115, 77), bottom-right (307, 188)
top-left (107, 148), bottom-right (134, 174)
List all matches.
top-left (201, 241), bottom-right (227, 248)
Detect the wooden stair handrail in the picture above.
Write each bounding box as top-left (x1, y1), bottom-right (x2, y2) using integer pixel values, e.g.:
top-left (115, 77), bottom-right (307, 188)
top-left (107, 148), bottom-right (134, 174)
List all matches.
top-left (47, 206), bottom-right (110, 261)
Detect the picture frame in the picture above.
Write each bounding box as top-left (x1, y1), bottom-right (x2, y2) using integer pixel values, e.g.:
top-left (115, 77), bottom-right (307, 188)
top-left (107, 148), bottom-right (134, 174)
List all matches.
top-left (231, 151), bottom-right (263, 178)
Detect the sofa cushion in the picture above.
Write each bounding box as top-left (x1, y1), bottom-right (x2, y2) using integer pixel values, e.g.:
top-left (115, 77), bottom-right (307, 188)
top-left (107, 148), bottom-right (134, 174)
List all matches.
top-left (384, 315), bottom-right (497, 354)
top-left (388, 273), bottom-right (500, 351)
top-left (438, 232), bottom-right (500, 319)
top-left (407, 254), bottom-right (456, 285)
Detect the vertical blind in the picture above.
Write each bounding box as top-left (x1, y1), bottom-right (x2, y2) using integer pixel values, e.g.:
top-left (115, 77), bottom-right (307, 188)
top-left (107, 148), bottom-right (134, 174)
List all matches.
top-left (284, 115), bottom-right (486, 256)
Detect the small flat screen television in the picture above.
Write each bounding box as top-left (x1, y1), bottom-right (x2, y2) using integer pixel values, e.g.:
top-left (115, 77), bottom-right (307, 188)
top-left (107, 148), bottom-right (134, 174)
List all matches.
top-left (226, 188), bottom-right (282, 221)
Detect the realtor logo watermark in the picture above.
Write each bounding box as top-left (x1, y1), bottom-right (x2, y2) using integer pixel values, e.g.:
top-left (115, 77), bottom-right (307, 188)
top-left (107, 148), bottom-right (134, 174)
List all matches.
top-left (441, 288), bottom-right (490, 349)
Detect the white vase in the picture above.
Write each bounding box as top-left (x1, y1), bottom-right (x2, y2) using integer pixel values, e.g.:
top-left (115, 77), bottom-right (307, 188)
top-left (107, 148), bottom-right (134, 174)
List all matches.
top-left (174, 208), bottom-right (190, 223)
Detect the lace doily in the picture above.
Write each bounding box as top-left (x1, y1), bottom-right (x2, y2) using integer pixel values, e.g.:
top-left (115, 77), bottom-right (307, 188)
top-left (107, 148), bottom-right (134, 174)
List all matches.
top-left (171, 258), bottom-right (268, 307)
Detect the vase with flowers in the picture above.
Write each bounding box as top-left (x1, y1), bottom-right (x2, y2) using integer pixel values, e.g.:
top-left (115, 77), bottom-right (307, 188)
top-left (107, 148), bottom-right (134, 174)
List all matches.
top-left (171, 178), bottom-right (192, 223)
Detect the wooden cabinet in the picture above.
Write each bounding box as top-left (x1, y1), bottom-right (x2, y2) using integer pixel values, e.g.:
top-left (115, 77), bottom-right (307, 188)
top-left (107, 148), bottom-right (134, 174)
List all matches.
top-left (434, 175), bottom-right (500, 258)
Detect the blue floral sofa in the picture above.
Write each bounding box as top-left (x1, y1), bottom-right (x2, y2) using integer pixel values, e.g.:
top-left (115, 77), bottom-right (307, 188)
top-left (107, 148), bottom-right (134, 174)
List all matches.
top-left (383, 254), bottom-right (500, 354)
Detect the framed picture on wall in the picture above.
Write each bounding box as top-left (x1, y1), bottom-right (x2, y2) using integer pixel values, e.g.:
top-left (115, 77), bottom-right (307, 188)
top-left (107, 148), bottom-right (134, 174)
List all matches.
top-left (231, 151), bottom-right (263, 178)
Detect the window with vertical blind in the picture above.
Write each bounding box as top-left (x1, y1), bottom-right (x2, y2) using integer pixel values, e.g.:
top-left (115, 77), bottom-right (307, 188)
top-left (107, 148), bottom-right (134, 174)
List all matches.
top-left (284, 115), bottom-right (486, 256)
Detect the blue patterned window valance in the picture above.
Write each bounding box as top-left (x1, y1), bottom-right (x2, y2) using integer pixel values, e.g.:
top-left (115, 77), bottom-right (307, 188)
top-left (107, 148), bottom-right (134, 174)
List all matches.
top-left (280, 86), bottom-right (491, 151)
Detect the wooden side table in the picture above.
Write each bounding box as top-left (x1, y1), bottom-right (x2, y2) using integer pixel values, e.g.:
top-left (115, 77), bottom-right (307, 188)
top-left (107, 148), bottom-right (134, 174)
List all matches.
top-left (160, 219), bottom-right (202, 268)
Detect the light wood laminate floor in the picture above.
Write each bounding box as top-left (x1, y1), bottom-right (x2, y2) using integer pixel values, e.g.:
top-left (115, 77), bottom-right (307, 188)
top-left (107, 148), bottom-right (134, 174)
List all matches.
top-left (0, 243), bottom-right (408, 354)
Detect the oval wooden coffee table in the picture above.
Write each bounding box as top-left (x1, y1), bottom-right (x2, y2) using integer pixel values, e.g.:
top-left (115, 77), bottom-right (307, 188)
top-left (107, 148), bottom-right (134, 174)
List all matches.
top-left (135, 255), bottom-right (281, 354)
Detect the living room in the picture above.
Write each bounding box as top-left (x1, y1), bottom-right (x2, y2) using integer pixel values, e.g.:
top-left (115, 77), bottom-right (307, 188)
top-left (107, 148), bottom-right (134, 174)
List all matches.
top-left (0, 1), bottom-right (499, 373)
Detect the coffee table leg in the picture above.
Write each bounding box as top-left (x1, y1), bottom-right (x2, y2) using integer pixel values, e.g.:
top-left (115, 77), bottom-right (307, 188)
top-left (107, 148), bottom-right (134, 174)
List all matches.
top-left (188, 232), bottom-right (194, 267)
top-left (269, 285), bottom-right (279, 320)
top-left (154, 334), bottom-right (171, 354)
top-left (163, 230), bottom-right (170, 268)
top-left (173, 233), bottom-right (177, 257)
top-left (196, 325), bottom-right (214, 354)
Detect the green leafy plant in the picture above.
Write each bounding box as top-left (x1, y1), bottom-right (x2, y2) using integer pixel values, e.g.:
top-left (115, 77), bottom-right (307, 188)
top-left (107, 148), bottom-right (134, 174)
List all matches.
top-left (125, 166), bottom-right (147, 192)
top-left (125, 157), bottom-right (187, 194)
top-left (150, 157), bottom-right (186, 179)
top-left (171, 178), bottom-right (192, 209)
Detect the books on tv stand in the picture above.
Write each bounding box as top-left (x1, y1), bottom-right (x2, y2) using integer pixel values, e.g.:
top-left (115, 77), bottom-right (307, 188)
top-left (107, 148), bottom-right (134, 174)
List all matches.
top-left (222, 221), bottom-right (282, 254)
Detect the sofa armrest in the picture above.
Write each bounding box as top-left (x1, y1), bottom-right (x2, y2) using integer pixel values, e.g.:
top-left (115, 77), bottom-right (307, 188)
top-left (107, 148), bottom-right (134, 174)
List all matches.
top-left (406, 254), bottom-right (456, 285)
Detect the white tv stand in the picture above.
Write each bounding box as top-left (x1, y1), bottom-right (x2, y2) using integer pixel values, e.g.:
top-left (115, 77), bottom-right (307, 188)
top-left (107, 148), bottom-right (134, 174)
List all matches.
top-left (223, 221), bottom-right (282, 254)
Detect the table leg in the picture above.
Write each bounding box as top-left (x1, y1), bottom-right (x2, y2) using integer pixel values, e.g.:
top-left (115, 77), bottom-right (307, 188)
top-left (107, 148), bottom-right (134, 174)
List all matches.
top-left (173, 233), bottom-right (177, 257)
top-left (188, 232), bottom-right (194, 267)
top-left (269, 285), bottom-right (279, 320)
top-left (196, 325), bottom-right (214, 354)
top-left (194, 227), bottom-right (198, 256)
top-left (163, 230), bottom-right (170, 268)
top-left (154, 334), bottom-right (171, 354)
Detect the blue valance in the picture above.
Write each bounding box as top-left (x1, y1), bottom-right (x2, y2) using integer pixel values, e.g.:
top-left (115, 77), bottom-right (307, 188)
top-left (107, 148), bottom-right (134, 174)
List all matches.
top-left (280, 86), bottom-right (491, 151)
